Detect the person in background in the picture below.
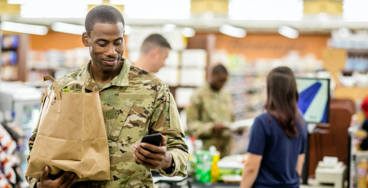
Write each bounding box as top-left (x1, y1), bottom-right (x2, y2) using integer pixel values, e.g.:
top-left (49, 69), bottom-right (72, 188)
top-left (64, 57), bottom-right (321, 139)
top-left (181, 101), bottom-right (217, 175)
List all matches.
top-left (26, 5), bottom-right (188, 188)
top-left (134, 34), bottom-right (171, 73)
top-left (240, 66), bottom-right (307, 188)
top-left (186, 64), bottom-right (235, 158)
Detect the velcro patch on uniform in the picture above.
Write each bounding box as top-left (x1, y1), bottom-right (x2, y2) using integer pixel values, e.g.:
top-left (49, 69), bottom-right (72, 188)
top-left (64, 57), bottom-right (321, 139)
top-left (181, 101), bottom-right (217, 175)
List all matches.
top-left (119, 93), bottom-right (150, 99)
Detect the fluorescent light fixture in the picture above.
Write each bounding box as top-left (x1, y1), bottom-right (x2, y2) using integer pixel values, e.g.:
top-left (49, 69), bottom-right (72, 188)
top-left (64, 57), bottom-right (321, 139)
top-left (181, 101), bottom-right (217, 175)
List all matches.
top-left (278, 26), bottom-right (299, 39)
top-left (182, 27), bottom-right (195, 37)
top-left (229, 0), bottom-right (303, 21)
top-left (124, 25), bottom-right (132, 35)
top-left (124, 0), bottom-right (190, 19)
top-left (52, 22), bottom-right (85, 35)
top-left (17, 0), bottom-right (102, 18)
top-left (1, 21), bottom-right (48, 35)
top-left (219, 24), bottom-right (246, 38)
top-left (343, 0), bottom-right (368, 21)
top-left (109, 0), bottom-right (128, 5)
top-left (162, 24), bottom-right (177, 33)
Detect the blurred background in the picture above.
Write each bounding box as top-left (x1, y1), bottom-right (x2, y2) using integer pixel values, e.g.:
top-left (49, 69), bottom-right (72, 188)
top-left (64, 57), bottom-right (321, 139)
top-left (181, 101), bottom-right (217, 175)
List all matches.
top-left (1, 0), bottom-right (368, 187)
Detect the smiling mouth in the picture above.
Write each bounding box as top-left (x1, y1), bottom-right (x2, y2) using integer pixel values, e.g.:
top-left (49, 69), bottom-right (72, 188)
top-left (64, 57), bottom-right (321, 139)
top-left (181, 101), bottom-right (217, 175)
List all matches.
top-left (102, 59), bottom-right (118, 65)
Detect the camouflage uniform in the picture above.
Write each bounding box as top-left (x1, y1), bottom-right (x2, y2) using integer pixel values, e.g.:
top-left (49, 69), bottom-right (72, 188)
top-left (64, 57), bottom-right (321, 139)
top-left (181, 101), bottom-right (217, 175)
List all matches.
top-left (26, 57), bottom-right (189, 188)
top-left (186, 84), bottom-right (234, 157)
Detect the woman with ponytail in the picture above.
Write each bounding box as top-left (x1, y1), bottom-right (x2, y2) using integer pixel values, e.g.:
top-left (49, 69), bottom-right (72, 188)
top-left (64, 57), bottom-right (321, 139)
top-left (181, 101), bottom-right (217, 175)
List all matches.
top-left (241, 67), bottom-right (307, 188)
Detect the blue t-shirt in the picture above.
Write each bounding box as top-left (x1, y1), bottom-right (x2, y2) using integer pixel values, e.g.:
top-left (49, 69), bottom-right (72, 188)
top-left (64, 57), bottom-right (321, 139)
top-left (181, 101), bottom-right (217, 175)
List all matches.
top-left (247, 113), bottom-right (307, 188)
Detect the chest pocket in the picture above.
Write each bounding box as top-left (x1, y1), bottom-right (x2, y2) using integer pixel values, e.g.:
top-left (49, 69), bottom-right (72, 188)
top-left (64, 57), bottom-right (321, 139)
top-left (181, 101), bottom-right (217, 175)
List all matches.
top-left (108, 93), bottom-right (152, 142)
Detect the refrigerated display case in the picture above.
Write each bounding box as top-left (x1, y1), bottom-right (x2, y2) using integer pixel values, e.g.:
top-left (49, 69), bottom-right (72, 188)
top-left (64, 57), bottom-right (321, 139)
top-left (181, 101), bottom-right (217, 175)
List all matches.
top-left (0, 81), bottom-right (42, 187)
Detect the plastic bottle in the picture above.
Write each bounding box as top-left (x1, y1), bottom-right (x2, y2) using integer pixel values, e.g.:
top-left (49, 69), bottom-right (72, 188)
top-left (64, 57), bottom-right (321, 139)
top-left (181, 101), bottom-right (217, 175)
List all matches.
top-left (358, 158), bottom-right (368, 188)
top-left (210, 146), bottom-right (220, 183)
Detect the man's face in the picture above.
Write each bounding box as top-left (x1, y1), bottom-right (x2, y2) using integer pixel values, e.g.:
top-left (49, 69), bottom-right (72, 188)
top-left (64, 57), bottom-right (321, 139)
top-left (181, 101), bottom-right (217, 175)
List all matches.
top-left (210, 72), bottom-right (228, 91)
top-left (82, 22), bottom-right (124, 72)
top-left (151, 47), bottom-right (170, 73)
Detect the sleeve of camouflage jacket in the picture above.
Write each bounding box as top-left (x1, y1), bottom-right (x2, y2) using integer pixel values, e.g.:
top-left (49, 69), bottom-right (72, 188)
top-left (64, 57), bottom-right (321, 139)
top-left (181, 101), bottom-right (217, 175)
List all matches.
top-left (26, 132), bottom-right (39, 188)
top-left (25, 96), bottom-right (45, 188)
top-left (149, 84), bottom-right (189, 177)
top-left (186, 93), bottom-right (215, 138)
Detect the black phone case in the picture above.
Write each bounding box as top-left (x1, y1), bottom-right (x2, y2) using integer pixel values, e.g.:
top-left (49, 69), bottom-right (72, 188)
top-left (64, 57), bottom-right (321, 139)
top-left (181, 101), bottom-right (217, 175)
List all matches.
top-left (141, 133), bottom-right (162, 146)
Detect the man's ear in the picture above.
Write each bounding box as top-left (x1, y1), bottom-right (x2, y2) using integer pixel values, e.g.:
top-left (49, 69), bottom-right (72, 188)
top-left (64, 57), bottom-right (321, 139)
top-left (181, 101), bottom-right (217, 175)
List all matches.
top-left (150, 48), bottom-right (160, 58)
top-left (82, 32), bottom-right (89, 47)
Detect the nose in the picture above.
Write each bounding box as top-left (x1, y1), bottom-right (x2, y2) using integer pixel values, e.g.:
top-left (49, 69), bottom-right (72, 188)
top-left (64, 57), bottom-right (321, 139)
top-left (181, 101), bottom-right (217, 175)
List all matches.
top-left (106, 44), bottom-right (116, 57)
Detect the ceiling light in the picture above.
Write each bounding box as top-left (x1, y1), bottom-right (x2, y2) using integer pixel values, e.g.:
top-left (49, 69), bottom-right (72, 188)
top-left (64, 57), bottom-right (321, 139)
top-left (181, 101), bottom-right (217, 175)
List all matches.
top-left (109, 0), bottom-right (128, 5)
top-left (278, 26), bottom-right (299, 39)
top-left (124, 0), bottom-right (190, 19)
top-left (162, 24), bottom-right (177, 33)
top-left (182, 27), bottom-right (195, 37)
top-left (229, 0), bottom-right (303, 21)
top-left (219, 24), bottom-right (246, 38)
top-left (0, 21), bottom-right (48, 35)
top-left (52, 22), bottom-right (85, 35)
top-left (124, 25), bottom-right (132, 35)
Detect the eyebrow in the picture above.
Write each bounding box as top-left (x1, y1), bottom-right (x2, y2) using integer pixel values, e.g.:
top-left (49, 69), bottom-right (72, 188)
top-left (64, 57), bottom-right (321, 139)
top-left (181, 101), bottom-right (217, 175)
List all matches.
top-left (96, 37), bottom-right (123, 42)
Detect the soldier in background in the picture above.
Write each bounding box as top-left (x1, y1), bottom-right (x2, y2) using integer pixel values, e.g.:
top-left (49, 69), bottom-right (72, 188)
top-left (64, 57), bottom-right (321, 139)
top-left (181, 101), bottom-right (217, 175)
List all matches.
top-left (134, 34), bottom-right (171, 73)
top-left (186, 64), bottom-right (235, 158)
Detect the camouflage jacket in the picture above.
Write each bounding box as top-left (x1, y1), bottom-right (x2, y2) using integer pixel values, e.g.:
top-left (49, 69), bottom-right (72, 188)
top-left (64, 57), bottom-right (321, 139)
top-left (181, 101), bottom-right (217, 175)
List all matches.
top-left (26, 57), bottom-right (189, 188)
top-left (186, 84), bottom-right (234, 157)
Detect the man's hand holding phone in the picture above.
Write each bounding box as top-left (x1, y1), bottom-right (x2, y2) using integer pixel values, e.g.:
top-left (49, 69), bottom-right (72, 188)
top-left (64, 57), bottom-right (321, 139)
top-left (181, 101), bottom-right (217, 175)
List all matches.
top-left (133, 134), bottom-right (173, 171)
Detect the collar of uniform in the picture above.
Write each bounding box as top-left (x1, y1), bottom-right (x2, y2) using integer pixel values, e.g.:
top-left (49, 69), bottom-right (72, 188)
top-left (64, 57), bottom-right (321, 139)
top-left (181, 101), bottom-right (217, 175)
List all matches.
top-left (76, 57), bottom-right (131, 92)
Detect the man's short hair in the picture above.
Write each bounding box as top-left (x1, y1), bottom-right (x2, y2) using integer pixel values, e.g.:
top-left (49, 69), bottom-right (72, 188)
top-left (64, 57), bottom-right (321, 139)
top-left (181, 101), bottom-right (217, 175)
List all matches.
top-left (85, 5), bottom-right (125, 37)
top-left (140, 34), bottom-right (171, 54)
top-left (212, 64), bottom-right (228, 75)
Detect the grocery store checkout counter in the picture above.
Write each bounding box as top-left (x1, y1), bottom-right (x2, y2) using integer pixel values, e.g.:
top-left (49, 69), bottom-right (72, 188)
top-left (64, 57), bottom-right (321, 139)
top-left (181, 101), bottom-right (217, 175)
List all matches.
top-left (153, 155), bottom-right (244, 188)
top-left (153, 119), bottom-right (254, 188)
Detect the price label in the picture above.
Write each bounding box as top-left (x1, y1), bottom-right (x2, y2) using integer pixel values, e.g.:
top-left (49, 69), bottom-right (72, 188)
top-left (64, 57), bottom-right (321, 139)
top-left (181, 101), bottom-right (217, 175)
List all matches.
top-left (304, 0), bottom-right (343, 14)
top-left (191, 0), bottom-right (228, 14)
top-left (0, 0), bottom-right (20, 14)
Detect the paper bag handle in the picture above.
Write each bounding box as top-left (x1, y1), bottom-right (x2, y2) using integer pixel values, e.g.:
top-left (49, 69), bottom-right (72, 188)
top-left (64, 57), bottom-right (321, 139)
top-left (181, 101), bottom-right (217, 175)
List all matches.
top-left (64, 81), bottom-right (85, 94)
top-left (43, 76), bottom-right (60, 100)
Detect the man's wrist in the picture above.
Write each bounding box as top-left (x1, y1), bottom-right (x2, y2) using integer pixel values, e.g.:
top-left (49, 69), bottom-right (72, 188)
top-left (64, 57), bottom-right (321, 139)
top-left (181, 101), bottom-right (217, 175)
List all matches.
top-left (161, 152), bottom-right (173, 170)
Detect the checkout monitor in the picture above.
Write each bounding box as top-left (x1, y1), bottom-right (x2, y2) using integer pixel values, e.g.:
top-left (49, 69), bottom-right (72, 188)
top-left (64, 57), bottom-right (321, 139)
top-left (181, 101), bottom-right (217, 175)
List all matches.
top-left (296, 78), bottom-right (330, 124)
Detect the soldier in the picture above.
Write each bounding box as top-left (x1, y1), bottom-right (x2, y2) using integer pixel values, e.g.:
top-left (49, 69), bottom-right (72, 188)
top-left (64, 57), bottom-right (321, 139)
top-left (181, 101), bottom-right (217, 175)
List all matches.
top-left (26, 5), bottom-right (188, 188)
top-left (186, 64), bottom-right (235, 158)
top-left (134, 34), bottom-right (171, 73)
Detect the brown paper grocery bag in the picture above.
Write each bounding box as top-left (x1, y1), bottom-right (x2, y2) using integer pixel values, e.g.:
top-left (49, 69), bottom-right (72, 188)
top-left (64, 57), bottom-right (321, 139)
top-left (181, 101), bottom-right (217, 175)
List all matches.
top-left (25, 76), bottom-right (110, 181)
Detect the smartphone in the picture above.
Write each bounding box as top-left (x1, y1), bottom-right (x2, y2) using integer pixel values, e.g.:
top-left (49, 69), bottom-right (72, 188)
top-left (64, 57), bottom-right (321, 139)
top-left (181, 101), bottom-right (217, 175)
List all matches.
top-left (141, 133), bottom-right (162, 146)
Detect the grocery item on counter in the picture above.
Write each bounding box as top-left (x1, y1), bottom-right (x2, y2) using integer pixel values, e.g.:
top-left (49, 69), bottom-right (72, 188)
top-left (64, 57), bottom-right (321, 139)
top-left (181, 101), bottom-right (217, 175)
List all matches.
top-left (210, 146), bottom-right (220, 183)
top-left (194, 150), bottom-right (213, 183)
